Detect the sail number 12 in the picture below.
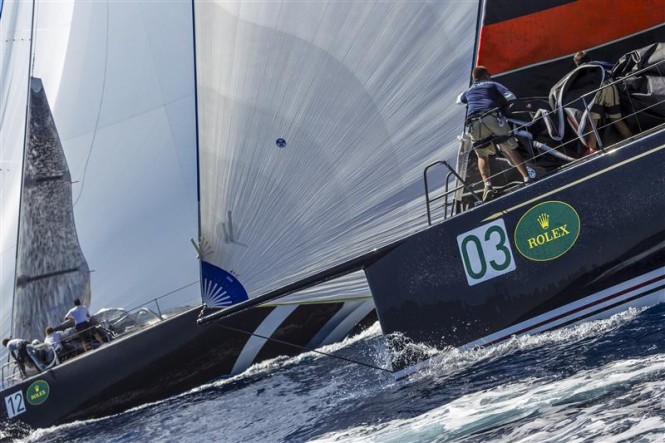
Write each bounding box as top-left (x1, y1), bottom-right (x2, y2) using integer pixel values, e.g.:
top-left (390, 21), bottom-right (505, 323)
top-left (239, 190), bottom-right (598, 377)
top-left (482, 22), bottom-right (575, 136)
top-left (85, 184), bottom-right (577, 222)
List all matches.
top-left (457, 219), bottom-right (516, 286)
top-left (5, 390), bottom-right (26, 418)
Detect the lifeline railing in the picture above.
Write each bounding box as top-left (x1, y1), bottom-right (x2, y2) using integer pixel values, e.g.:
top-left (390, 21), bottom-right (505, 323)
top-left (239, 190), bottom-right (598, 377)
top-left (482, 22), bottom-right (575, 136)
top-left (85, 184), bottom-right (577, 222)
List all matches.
top-left (0, 348), bottom-right (58, 390)
top-left (1, 362), bottom-right (22, 391)
top-left (1, 282), bottom-right (200, 390)
top-left (424, 58), bottom-right (665, 226)
top-left (423, 158), bottom-right (481, 225)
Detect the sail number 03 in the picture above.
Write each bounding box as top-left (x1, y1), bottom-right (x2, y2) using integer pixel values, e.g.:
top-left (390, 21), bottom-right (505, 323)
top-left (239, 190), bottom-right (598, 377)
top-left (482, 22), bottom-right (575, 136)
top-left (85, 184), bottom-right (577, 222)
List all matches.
top-left (456, 219), bottom-right (516, 286)
top-left (5, 390), bottom-right (26, 418)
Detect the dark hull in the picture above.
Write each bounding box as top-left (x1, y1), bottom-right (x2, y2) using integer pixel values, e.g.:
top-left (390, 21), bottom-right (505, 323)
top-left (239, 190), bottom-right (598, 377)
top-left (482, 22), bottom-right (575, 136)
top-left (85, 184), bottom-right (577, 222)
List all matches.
top-left (1, 299), bottom-right (375, 428)
top-left (365, 128), bottom-right (665, 377)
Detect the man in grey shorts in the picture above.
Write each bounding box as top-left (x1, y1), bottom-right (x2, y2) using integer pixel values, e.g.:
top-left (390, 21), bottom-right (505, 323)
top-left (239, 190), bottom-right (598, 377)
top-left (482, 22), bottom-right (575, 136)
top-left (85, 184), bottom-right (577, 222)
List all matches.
top-left (573, 51), bottom-right (632, 153)
top-left (458, 66), bottom-right (531, 201)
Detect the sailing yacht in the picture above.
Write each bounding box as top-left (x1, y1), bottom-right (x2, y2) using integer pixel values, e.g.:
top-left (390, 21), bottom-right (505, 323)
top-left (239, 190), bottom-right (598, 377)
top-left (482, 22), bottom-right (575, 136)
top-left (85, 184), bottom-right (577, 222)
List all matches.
top-left (201, 0), bottom-right (665, 379)
top-left (362, 0), bottom-right (665, 378)
top-left (1, 0), bottom-right (477, 428)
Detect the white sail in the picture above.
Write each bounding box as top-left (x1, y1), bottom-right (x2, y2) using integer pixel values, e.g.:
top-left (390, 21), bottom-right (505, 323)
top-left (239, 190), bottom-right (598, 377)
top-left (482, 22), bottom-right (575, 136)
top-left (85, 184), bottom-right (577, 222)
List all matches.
top-left (0, 0), bottom-right (34, 341)
top-left (37, 0), bottom-right (200, 313)
top-left (3, 0), bottom-right (200, 341)
top-left (195, 1), bottom-right (478, 302)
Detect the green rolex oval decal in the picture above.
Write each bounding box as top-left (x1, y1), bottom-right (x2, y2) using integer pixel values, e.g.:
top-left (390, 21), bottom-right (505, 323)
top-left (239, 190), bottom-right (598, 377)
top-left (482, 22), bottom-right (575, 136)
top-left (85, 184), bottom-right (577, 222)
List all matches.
top-left (514, 201), bottom-right (580, 261)
top-left (27, 380), bottom-right (50, 405)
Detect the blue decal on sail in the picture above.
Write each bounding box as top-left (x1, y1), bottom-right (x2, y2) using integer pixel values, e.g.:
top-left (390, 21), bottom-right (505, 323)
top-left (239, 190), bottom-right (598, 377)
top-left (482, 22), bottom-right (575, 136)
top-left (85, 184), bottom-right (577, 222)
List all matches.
top-left (201, 261), bottom-right (249, 308)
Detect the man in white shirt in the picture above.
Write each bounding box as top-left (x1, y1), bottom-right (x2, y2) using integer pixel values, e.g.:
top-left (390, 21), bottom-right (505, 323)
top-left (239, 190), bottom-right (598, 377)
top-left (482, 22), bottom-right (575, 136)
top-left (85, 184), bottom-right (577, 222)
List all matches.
top-left (44, 326), bottom-right (63, 354)
top-left (65, 299), bottom-right (104, 352)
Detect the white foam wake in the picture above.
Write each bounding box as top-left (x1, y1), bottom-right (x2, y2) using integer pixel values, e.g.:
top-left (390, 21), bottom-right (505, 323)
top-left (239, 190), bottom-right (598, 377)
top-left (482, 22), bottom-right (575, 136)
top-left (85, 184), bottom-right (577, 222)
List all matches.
top-left (314, 353), bottom-right (665, 442)
top-left (406, 307), bottom-right (645, 384)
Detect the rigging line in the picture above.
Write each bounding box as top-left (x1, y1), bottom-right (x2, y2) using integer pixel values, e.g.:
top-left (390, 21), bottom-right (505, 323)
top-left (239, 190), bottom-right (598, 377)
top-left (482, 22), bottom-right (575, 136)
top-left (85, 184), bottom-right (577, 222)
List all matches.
top-left (157, 280), bottom-right (199, 299)
top-left (482, 143), bottom-right (665, 222)
top-left (131, 280), bottom-right (200, 311)
top-left (465, 96), bottom-right (665, 191)
top-left (211, 322), bottom-right (394, 374)
top-left (73, 0), bottom-right (110, 208)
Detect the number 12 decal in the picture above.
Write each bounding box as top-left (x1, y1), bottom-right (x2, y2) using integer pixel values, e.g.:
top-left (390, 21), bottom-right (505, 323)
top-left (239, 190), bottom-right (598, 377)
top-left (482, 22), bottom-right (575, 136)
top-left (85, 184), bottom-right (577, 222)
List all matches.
top-left (457, 219), bottom-right (516, 286)
top-left (5, 390), bottom-right (26, 418)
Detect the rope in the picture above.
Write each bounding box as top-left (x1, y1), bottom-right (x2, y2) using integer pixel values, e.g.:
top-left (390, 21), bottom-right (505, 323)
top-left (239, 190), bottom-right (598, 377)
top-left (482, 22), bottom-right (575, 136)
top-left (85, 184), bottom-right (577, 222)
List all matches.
top-left (211, 322), bottom-right (394, 374)
top-left (131, 280), bottom-right (200, 311)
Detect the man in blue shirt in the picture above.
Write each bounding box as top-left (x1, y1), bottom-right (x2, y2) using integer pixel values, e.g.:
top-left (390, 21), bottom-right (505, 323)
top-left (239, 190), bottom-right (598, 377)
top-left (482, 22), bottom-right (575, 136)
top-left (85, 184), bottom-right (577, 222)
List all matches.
top-left (458, 66), bottom-right (531, 201)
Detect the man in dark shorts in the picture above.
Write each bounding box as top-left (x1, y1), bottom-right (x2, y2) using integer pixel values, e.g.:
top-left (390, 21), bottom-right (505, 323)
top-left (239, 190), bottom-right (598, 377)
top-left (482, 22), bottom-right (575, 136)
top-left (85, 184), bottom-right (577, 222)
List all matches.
top-left (65, 299), bottom-right (104, 352)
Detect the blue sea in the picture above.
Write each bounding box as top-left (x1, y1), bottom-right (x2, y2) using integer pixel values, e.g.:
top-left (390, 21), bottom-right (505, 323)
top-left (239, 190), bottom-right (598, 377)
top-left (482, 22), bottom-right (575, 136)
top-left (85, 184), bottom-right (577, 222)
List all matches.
top-left (3, 303), bottom-right (665, 442)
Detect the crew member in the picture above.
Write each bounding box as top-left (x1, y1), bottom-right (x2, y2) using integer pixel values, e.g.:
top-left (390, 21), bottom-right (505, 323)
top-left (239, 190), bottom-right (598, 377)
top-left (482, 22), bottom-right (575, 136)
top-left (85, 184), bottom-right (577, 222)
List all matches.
top-left (573, 51), bottom-right (632, 153)
top-left (2, 337), bottom-right (30, 377)
top-left (65, 299), bottom-right (104, 352)
top-left (458, 66), bottom-right (532, 201)
top-left (44, 326), bottom-right (67, 358)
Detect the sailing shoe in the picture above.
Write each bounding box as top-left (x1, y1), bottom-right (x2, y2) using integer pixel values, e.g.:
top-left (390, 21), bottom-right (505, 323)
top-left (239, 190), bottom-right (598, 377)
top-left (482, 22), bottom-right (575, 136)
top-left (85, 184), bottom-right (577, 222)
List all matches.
top-left (523, 176), bottom-right (538, 186)
top-left (482, 186), bottom-right (496, 202)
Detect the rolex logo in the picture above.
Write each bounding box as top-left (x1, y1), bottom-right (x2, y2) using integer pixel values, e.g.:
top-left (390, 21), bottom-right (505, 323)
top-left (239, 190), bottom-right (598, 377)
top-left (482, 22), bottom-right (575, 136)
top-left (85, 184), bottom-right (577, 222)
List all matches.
top-left (537, 213), bottom-right (549, 230)
top-left (516, 201), bottom-right (580, 260)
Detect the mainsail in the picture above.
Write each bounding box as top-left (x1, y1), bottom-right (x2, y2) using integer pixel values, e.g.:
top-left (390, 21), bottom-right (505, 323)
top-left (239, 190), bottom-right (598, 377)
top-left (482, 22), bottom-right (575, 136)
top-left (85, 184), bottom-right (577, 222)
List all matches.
top-left (13, 78), bottom-right (91, 341)
top-left (194, 1), bottom-right (479, 304)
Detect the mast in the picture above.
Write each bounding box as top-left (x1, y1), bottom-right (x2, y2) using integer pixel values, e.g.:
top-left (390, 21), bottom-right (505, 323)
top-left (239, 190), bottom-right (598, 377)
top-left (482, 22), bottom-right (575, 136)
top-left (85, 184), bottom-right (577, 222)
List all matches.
top-left (10, 0), bottom-right (37, 338)
top-left (191, 0), bottom-right (204, 298)
top-left (471, 0), bottom-right (485, 74)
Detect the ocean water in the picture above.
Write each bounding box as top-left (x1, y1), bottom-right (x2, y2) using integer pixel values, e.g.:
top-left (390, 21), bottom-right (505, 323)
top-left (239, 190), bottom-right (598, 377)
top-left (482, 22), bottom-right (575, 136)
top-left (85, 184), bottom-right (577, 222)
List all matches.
top-left (4, 303), bottom-right (665, 442)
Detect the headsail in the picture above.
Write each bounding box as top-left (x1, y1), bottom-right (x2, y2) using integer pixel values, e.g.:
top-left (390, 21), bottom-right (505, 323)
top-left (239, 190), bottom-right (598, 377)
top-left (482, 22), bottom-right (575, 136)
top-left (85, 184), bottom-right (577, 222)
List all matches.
top-left (195, 1), bottom-right (479, 305)
top-left (20, 0), bottom-right (200, 317)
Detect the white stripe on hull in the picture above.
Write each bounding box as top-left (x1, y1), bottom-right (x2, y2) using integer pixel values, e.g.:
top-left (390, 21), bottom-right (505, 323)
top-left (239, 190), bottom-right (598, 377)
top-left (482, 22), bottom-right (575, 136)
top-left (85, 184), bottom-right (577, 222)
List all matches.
top-left (231, 305), bottom-right (298, 374)
top-left (305, 299), bottom-right (375, 349)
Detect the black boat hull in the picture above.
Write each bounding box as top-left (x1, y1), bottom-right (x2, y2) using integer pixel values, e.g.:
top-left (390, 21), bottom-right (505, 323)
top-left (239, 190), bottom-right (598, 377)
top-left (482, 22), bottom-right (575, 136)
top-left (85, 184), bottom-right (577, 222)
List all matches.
top-left (365, 129), bottom-right (665, 377)
top-left (1, 299), bottom-right (375, 427)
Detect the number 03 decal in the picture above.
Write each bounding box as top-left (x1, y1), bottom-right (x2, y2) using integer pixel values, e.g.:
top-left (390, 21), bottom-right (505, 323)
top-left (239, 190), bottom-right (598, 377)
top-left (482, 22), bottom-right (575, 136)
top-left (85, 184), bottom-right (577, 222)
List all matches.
top-left (457, 219), bottom-right (516, 286)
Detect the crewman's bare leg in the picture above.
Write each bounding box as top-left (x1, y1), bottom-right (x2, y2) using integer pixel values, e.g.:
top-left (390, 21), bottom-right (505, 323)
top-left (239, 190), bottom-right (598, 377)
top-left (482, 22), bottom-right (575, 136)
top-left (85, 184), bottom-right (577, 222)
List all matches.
top-left (503, 148), bottom-right (530, 180)
top-left (477, 154), bottom-right (491, 184)
top-left (610, 117), bottom-right (632, 139)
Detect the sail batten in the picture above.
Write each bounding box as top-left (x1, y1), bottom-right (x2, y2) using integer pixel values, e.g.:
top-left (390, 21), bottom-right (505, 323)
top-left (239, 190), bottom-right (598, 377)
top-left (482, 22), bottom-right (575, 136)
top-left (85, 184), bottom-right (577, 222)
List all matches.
top-left (15, 267), bottom-right (81, 286)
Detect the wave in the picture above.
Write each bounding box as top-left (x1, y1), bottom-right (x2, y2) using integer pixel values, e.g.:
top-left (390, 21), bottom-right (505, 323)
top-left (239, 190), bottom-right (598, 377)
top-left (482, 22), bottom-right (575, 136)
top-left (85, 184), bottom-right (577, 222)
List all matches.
top-left (314, 354), bottom-right (665, 442)
top-left (10, 304), bottom-right (664, 443)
